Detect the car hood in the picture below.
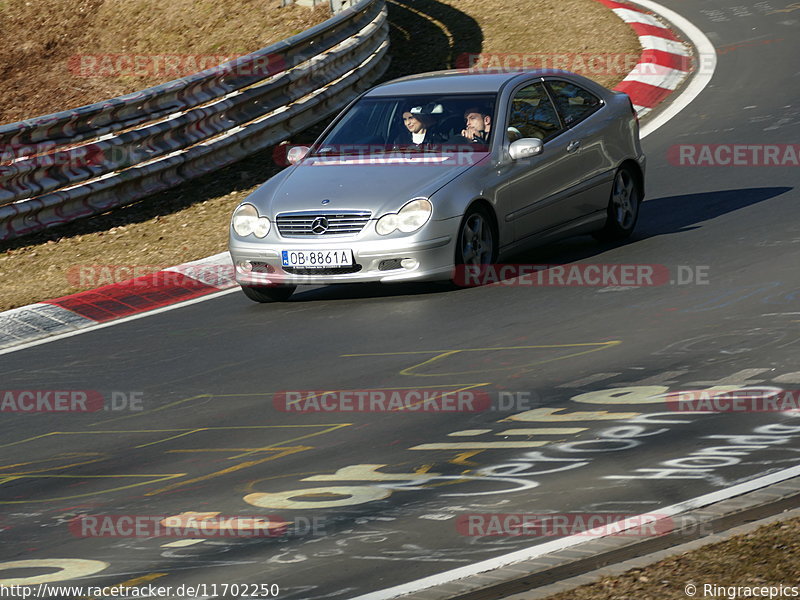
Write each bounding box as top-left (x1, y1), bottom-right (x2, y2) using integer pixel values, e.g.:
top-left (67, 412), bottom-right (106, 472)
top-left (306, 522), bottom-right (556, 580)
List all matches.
top-left (246, 154), bottom-right (488, 217)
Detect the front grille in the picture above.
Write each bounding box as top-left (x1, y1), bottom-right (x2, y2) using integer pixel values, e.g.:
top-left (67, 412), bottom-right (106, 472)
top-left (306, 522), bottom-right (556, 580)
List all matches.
top-left (284, 265), bottom-right (363, 275)
top-left (277, 211), bottom-right (371, 237)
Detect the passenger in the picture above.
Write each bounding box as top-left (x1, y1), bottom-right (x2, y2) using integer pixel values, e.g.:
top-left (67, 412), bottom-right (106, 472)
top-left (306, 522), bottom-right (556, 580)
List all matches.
top-left (393, 105), bottom-right (444, 148)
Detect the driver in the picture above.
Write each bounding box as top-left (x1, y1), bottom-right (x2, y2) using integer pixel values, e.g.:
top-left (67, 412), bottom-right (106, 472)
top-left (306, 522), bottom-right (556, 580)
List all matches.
top-left (461, 105), bottom-right (492, 144)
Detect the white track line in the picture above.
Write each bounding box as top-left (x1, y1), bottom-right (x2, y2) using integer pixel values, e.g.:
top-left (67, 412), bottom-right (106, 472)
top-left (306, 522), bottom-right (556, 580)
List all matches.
top-left (351, 464), bottom-right (800, 600)
top-left (636, 0), bottom-right (717, 139)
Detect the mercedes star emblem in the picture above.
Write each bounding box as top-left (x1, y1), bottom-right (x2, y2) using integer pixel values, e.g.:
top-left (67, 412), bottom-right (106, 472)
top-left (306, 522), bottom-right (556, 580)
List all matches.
top-left (311, 216), bottom-right (329, 234)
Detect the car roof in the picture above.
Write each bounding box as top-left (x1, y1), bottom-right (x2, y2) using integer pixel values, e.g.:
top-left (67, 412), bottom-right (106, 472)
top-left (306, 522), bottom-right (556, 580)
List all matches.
top-left (365, 69), bottom-right (577, 96)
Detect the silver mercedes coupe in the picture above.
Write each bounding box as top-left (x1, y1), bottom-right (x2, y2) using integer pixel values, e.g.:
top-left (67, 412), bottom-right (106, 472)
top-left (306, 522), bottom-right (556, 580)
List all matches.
top-left (229, 69), bottom-right (646, 302)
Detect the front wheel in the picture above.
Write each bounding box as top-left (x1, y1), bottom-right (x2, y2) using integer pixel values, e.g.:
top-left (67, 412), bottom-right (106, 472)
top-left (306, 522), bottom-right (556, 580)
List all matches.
top-left (593, 166), bottom-right (641, 241)
top-left (241, 284), bottom-right (296, 303)
top-left (452, 205), bottom-right (497, 286)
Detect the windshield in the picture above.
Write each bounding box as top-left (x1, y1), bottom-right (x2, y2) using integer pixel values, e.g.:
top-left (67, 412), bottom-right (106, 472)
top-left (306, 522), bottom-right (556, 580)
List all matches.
top-left (312, 93), bottom-right (498, 156)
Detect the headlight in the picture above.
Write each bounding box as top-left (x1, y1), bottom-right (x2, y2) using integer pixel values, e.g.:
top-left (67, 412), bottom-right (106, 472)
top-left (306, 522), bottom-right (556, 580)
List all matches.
top-left (253, 217), bottom-right (271, 238)
top-left (376, 198), bottom-right (432, 235)
top-left (376, 213), bottom-right (398, 235)
top-left (232, 204), bottom-right (270, 238)
top-left (397, 198), bottom-right (433, 232)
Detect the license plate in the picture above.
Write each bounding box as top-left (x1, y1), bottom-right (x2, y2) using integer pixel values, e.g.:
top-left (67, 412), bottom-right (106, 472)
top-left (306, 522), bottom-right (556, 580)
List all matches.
top-left (281, 249), bottom-right (353, 268)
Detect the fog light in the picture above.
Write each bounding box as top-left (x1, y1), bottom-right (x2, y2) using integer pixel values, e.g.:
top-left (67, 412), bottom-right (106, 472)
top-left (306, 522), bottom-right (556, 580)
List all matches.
top-left (237, 260), bottom-right (253, 272)
top-left (400, 258), bottom-right (418, 270)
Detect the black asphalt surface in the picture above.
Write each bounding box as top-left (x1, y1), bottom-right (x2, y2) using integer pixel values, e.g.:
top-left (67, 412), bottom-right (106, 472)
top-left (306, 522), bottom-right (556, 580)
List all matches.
top-left (1, 2), bottom-right (800, 598)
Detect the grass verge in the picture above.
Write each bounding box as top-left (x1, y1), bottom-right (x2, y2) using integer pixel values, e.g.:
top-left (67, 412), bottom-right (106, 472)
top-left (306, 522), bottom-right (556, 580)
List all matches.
top-left (545, 514), bottom-right (800, 600)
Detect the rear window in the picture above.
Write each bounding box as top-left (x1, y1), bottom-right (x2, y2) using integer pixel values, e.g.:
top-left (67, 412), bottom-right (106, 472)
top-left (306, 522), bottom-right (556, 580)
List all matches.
top-left (546, 80), bottom-right (602, 126)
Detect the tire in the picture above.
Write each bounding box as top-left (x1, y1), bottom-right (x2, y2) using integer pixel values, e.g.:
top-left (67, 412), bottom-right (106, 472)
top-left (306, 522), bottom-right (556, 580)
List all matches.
top-left (240, 284), bottom-right (296, 303)
top-left (452, 205), bottom-right (498, 286)
top-left (593, 166), bottom-right (641, 241)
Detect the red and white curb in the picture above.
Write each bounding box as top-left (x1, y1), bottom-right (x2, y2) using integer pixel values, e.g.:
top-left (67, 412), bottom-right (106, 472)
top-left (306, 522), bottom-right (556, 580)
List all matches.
top-left (0, 252), bottom-right (236, 351)
top-left (597, 0), bottom-right (693, 118)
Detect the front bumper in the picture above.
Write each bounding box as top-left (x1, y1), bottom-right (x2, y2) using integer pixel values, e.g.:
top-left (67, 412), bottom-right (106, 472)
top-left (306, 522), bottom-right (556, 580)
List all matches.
top-left (229, 225), bottom-right (457, 286)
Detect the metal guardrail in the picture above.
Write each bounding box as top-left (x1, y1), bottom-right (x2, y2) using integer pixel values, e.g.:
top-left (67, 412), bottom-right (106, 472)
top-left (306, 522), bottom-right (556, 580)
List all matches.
top-left (0, 0), bottom-right (388, 241)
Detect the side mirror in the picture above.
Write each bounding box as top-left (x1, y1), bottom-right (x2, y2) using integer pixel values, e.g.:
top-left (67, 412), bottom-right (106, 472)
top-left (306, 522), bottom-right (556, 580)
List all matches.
top-left (287, 145), bottom-right (310, 165)
top-left (507, 127), bottom-right (522, 142)
top-left (509, 138), bottom-right (543, 160)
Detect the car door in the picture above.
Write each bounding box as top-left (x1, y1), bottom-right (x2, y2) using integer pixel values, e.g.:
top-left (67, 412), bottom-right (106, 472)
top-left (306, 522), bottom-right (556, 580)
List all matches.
top-left (494, 80), bottom-right (578, 241)
top-left (543, 79), bottom-right (611, 216)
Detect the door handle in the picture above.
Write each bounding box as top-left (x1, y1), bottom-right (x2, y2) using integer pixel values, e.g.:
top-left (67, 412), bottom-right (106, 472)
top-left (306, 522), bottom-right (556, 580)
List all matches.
top-left (566, 140), bottom-right (581, 153)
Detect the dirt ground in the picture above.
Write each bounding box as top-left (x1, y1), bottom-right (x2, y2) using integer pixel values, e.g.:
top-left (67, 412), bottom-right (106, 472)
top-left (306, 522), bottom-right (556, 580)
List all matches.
top-left (0, 0), bottom-right (641, 310)
top-left (545, 515), bottom-right (800, 600)
top-left (0, 0), bottom-right (332, 124)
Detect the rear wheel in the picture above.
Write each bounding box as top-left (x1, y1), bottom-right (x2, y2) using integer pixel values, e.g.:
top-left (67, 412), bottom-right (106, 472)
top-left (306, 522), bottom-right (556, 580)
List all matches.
top-left (241, 284), bottom-right (296, 303)
top-left (593, 166), bottom-right (641, 241)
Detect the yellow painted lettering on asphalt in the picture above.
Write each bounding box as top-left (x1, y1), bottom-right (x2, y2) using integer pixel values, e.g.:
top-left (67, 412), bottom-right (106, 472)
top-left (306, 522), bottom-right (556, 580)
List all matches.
top-left (572, 385), bottom-right (743, 404)
top-left (410, 442), bottom-right (551, 450)
top-left (767, 2), bottom-right (800, 13)
top-left (90, 394), bottom-right (212, 427)
top-left (244, 486), bottom-right (390, 509)
top-left (0, 559), bottom-right (108, 586)
top-left (0, 453), bottom-right (107, 475)
top-left (146, 446), bottom-right (311, 497)
top-left (342, 341), bottom-right (622, 377)
top-left (498, 428), bottom-right (587, 435)
top-left (161, 539), bottom-right (205, 548)
top-left (571, 386), bottom-right (669, 404)
top-left (0, 473), bottom-right (184, 504)
top-left (0, 425), bottom-right (348, 502)
top-left (160, 511), bottom-right (284, 533)
top-left (449, 451), bottom-right (484, 466)
top-left (508, 408), bottom-right (641, 421)
top-left (303, 464), bottom-right (440, 482)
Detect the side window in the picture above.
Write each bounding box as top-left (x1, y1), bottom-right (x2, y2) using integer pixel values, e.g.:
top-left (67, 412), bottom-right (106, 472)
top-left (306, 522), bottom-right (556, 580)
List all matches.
top-left (507, 82), bottom-right (562, 141)
top-left (546, 80), bottom-right (602, 126)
